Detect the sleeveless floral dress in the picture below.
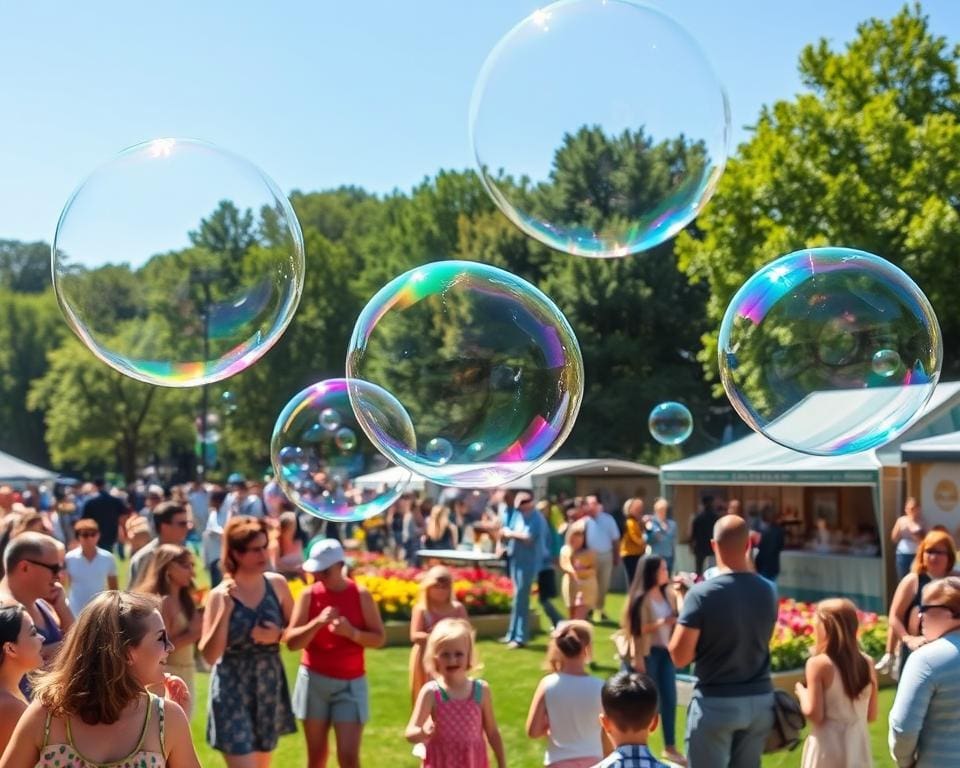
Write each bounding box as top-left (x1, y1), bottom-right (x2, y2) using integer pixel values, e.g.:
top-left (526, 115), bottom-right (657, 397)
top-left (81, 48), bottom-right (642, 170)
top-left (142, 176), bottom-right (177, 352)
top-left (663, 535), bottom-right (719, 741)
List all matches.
top-left (423, 679), bottom-right (488, 768)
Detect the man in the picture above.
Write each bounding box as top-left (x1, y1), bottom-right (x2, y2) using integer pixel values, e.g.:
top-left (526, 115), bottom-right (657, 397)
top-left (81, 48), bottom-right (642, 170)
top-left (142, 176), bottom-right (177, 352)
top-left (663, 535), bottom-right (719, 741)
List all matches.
top-left (534, 499), bottom-right (564, 629)
top-left (128, 501), bottom-right (190, 586)
top-left (754, 509), bottom-right (785, 583)
top-left (186, 479), bottom-right (210, 538)
top-left (203, 488), bottom-right (229, 587)
top-left (79, 477), bottom-right (127, 556)
top-left (584, 495), bottom-right (621, 622)
top-left (139, 484), bottom-right (165, 534)
top-left (690, 495), bottom-right (719, 575)
top-left (669, 515), bottom-right (777, 768)
top-left (0, 532), bottom-right (74, 665)
top-left (499, 492), bottom-right (544, 648)
top-left (63, 518), bottom-right (117, 611)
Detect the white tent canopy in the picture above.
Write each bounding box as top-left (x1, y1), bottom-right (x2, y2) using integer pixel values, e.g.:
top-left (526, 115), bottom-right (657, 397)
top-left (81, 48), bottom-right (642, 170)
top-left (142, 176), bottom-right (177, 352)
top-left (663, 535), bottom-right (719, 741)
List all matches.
top-left (900, 430), bottom-right (960, 462)
top-left (353, 458), bottom-right (658, 493)
top-left (0, 450), bottom-right (57, 486)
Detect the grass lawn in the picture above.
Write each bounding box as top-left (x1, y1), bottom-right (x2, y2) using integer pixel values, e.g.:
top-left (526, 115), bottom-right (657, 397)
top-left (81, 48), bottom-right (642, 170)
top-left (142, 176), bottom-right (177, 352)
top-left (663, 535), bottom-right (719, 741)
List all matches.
top-left (177, 592), bottom-right (898, 767)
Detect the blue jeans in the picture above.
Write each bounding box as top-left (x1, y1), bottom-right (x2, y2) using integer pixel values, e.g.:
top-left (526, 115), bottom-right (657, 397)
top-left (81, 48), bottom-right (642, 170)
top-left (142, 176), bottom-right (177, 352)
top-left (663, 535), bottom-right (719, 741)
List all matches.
top-left (685, 691), bottom-right (774, 768)
top-left (647, 646), bottom-right (678, 748)
top-left (896, 551), bottom-right (915, 581)
top-left (508, 562), bottom-right (536, 644)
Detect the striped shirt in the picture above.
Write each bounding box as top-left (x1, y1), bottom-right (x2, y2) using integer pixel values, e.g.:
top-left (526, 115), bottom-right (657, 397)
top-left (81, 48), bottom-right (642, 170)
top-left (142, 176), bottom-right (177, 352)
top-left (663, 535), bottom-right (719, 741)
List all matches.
top-left (592, 744), bottom-right (667, 768)
top-left (889, 631), bottom-right (960, 767)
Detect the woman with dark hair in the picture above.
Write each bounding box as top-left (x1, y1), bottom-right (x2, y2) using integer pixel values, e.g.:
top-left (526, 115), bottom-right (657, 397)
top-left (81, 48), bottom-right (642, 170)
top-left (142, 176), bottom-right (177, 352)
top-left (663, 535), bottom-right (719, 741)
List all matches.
top-left (0, 605), bottom-right (43, 755)
top-left (200, 515), bottom-right (295, 767)
top-left (0, 591), bottom-right (198, 767)
top-left (135, 544), bottom-right (202, 716)
top-left (618, 555), bottom-right (684, 765)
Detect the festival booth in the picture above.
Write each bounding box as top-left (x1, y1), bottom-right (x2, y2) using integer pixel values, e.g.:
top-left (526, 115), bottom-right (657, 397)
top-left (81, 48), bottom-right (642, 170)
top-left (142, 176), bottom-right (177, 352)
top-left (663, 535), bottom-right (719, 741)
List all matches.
top-left (661, 382), bottom-right (960, 612)
top-left (0, 449), bottom-right (57, 488)
top-left (902, 431), bottom-right (960, 537)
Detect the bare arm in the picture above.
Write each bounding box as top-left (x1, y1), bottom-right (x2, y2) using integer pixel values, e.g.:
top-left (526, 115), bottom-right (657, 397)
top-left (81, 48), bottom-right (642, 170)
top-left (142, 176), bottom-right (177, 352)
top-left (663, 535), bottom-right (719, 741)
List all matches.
top-left (0, 700), bottom-right (43, 768)
top-left (0, 699), bottom-right (27, 763)
top-left (889, 574), bottom-right (920, 645)
top-left (409, 604), bottom-right (430, 644)
top-left (337, 588), bottom-right (385, 649)
top-left (198, 585), bottom-right (233, 665)
top-left (163, 700), bottom-right (202, 768)
top-left (866, 656), bottom-right (879, 723)
top-left (285, 588), bottom-right (327, 651)
top-left (795, 656), bottom-right (827, 725)
top-left (481, 682), bottom-right (506, 768)
top-left (558, 546), bottom-right (577, 577)
top-left (405, 682), bottom-right (436, 743)
top-left (890, 517), bottom-right (904, 545)
top-left (525, 678), bottom-right (549, 739)
top-left (668, 624), bottom-right (699, 669)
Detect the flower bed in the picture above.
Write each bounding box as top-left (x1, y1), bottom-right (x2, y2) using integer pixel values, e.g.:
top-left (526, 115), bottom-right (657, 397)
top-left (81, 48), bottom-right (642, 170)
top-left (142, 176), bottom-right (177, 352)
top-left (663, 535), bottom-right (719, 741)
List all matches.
top-left (289, 553), bottom-right (513, 622)
top-left (771, 598), bottom-right (888, 672)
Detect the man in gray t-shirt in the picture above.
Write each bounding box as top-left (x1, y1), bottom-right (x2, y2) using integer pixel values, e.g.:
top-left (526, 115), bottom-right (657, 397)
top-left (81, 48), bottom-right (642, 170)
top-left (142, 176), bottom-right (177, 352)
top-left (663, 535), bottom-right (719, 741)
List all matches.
top-left (669, 515), bottom-right (777, 768)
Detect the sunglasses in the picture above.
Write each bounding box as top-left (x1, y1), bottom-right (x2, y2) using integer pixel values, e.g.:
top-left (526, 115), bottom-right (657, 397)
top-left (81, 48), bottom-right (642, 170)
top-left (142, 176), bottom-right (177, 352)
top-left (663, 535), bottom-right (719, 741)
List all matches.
top-left (919, 603), bottom-right (960, 617)
top-left (26, 559), bottom-right (63, 576)
top-left (925, 549), bottom-right (951, 557)
top-left (241, 543), bottom-right (269, 555)
top-left (77, 531), bottom-right (98, 538)
top-left (431, 578), bottom-right (452, 586)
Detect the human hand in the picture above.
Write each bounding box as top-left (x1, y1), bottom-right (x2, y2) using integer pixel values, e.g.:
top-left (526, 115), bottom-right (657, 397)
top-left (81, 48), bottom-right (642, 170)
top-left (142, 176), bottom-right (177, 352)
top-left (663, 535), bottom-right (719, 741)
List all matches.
top-left (794, 682), bottom-right (807, 700)
top-left (251, 621), bottom-right (281, 645)
top-left (421, 717), bottom-right (435, 740)
top-left (330, 617), bottom-right (355, 639)
top-left (659, 616), bottom-right (677, 628)
top-left (48, 582), bottom-right (69, 612)
top-left (164, 674), bottom-right (191, 711)
top-left (904, 635), bottom-right (927, 652)
top-left (316, 606), bottom-right (340, 627)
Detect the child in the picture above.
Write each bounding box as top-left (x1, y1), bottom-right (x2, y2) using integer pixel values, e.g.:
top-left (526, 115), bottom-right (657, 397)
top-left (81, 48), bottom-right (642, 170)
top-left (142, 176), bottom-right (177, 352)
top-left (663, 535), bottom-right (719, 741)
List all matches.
top-left (406, 618), bottom-right (506, 768)
top-left (526, 620), bottom-right (605, 767)
top-left (794, 598), bottom-right (877, 767)
top-left (594, 672), bottom-right (668, 768)
top-left (409, 566), bottom-right (469, 706)
top-left (560, 519), bottom-right (597, 620)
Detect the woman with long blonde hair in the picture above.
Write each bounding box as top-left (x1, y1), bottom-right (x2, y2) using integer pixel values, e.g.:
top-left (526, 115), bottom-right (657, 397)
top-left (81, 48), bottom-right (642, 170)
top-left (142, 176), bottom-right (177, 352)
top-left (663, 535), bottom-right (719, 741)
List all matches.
top-left (0, 591), bottom-right (199, 768)
top-left (423, 505), bottom-right (458, 551)
top-left (135, 544), bottom-right (202, 716)
top-left (408, 566), bottom-right (468, 706)
top-left (795, 598), bottom-right (877, 767)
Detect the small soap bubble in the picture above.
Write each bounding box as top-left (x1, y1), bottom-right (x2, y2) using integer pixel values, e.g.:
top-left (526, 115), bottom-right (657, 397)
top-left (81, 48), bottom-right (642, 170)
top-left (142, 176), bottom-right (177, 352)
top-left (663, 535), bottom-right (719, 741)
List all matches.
top-left (648, 402), bottom-right (693, 446)
top-left (320, 408), bottom-right (341, 431)
top-left (425, 438), bottom-right (454, 465)
top-left (718, 247), bottom-right (942, 455)
top-left (335, 428), bottom-right (357, 452)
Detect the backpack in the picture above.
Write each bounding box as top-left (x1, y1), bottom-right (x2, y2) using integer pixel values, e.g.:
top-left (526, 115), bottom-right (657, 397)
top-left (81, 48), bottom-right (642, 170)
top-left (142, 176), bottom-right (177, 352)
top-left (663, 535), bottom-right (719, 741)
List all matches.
top-left (763, 689), bottom-right (806, 753)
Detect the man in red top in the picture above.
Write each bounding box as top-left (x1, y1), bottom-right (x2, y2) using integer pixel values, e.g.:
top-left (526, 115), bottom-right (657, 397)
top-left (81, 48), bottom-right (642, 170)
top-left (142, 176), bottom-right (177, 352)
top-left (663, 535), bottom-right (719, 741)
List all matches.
top-left (287, 539), bottom-right (385, 768)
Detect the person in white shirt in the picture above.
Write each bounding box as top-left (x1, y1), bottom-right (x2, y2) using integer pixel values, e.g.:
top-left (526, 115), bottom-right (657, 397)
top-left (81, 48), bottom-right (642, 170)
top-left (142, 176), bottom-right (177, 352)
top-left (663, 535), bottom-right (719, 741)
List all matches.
top-left (583, 495), bottom-right (622, 622)
top-left (63, 519), bottom-right (117, 613)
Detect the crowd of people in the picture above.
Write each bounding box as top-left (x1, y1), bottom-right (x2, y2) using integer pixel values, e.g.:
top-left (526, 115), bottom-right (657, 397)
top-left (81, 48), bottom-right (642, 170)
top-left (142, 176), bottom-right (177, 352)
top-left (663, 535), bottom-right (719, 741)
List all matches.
top-left (0, 479), bottom-right (958, 766)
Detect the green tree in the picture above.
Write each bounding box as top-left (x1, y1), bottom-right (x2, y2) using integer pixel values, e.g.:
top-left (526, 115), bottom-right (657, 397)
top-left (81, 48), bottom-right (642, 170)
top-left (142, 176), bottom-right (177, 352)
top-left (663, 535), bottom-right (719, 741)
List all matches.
top-left (0, 240), bottom-right (50, 293)
top-left (677, 3), bottom-right (960, 392)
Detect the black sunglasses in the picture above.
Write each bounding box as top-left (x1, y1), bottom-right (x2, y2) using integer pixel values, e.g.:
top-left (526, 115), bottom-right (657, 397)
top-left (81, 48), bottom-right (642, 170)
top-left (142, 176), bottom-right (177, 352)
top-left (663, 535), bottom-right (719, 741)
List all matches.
top-left (919, 603), bottom-right (960, 617)
top-left (26, 559), bottom-right (63, 576)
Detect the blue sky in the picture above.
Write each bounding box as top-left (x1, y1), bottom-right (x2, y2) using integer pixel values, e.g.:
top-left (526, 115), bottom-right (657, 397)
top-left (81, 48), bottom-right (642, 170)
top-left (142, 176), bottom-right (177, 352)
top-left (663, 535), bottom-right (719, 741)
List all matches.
top-left (0, 1), bottom-right (957, 243)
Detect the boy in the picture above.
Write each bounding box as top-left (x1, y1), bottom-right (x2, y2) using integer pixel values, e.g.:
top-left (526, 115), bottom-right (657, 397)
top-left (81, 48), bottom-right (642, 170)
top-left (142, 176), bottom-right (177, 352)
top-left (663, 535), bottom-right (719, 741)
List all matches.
top-left (594, 672), bottom-right (668, 768)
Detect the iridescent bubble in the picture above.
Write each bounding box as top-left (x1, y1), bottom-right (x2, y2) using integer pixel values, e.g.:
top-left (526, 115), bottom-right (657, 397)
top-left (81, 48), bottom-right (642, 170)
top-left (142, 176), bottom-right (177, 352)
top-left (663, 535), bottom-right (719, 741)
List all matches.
top-left (271, 379), bottom-right (415, 522)
top-left (335, 428), bottom-right (357, 452)
top-left (53, 138), bottom-right (305, 387)
top-left (346, 260), bottom-right (583, 487)
top-left (469, 0), bottom-right (729, 258)
top-left (649, 402), bottom-right (693, 446)
top-left (718, 247), bottom-right (942, 455)
top-left (320, 407), bottom-right (341, 431)
top-left (425, 438), bottom-right (454, 465)
top-left (872, 349), bottom-right (902, 378)
top-left (221, 391), bottom-right (238, 414)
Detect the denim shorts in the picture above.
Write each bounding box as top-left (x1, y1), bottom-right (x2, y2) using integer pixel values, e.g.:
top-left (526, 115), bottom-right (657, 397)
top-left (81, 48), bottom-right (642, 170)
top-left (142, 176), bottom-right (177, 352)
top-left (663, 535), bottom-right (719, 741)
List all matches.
top-left (292, 666), bottom-right (369, 723)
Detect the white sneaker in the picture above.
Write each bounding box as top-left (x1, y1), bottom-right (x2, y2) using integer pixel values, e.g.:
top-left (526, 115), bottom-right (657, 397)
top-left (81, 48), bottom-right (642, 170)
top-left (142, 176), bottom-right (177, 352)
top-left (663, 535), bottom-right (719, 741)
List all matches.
top-left (875, 653), bottom-right (894, 675)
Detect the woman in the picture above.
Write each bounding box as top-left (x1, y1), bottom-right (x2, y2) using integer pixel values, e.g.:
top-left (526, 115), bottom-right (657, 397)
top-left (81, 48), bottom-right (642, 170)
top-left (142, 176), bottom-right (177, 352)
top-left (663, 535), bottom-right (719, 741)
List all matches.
top-left (795, 599), bottom-right (877, 767)
top-left (886, 529), bottom-right (956, 677)
top-left (422, 504), bottom-right (458, 551)
top-left (526, 620), bottom-right (606, 768)
top-left (619, 499), bottom-right (646, 586)
top-left (408, 566), bottom-right (468, 705)
top-left (618, 555), bottom-right (684, 766)
top-left (559, 520), bottom-right (596, 620)
top-left (891, 497), bottom-right (926, 581)
top-left (286, 538), bottom-right (386, 768)
top-left (402, 501), bottom-right (427, 563)
top-left (0, 605), bottom-right (44, 755)
top-left (135, 544), bottom-right (202, 716)
top-left (889, 576), bottom-right (960, 766)
top-left (270, 512), bottom-right (304, 577)
top-left (0, 591), bottom-right (199, 768)
top-left (200, 516), bottom-right (296, 767)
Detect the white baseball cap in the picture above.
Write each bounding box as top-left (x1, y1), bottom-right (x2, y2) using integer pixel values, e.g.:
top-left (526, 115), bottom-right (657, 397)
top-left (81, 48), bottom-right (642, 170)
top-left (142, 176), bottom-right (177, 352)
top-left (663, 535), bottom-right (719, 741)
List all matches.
top-left (303, 539), bottom-right (345, 573)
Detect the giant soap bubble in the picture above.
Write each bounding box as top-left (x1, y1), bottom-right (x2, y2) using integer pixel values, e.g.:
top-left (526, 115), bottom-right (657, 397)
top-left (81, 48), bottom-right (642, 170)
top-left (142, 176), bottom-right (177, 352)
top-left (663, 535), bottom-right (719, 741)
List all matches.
top-left (271, 379), bottom-right (415, 522)
top-left (469, 0), bottom-right (729, 258)
top-left (719, 247), bottom-right (941, 455)
top-left (346, 261), bottom-right (584, 487)
top-left (53, 138), bottom-right (304, 387)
